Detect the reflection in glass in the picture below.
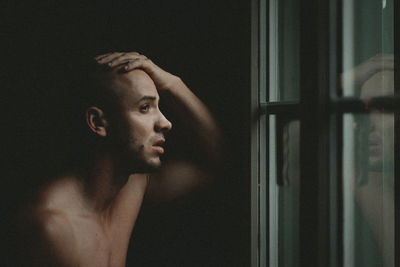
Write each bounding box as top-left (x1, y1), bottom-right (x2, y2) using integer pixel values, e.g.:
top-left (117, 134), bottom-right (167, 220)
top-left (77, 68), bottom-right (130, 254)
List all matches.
top-left (270, 117), bottom-right (300, 267)
top-left (278, 120), bottom-right (300, 267)
top-left (269, 0), bottom-right (300, 101)
top-left (343, 112), bottom-right (394, 267)
top-left (341, 0), bottom-right (393, 97)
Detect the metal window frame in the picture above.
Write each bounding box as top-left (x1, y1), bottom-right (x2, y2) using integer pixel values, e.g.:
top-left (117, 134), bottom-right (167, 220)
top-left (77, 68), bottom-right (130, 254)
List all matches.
top-left (252, 0), bottom-right (398, 267)
top-left (395, 1), bottom-right (400, 267)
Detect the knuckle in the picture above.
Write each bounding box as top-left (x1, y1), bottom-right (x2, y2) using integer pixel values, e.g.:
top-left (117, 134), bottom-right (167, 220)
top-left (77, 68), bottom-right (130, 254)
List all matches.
top-left (127, 52), bottom-right (139, 56)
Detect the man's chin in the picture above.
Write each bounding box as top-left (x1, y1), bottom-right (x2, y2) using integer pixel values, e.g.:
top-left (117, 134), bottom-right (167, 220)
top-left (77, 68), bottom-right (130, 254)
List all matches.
top-left (134, 159), bottom-right (162, 173)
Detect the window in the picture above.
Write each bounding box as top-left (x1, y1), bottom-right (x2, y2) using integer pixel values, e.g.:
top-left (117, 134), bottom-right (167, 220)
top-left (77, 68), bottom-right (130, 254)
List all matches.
top-left (251, 0), bottom-right (398, 266)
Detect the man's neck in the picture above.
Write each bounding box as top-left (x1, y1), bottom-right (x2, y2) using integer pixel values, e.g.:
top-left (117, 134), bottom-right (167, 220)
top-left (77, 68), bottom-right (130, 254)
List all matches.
top-left (80, 153), bottom-right (130, 213)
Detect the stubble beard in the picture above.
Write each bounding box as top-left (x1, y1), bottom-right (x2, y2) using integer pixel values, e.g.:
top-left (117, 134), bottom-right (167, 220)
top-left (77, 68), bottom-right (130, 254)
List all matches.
top-left (113, 132), bottom-right (164, 174)
top-left (123, 142), bottom-right (163, 174)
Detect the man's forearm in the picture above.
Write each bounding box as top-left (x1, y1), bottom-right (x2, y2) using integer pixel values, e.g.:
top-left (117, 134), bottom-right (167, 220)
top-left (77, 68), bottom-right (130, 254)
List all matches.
top-left (162, 76), bottom-right (222, 166)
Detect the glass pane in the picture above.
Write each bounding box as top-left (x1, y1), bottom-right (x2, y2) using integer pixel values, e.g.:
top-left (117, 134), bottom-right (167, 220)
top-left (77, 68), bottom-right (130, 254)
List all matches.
top-left (269, 115), bottom-right (279, 267)
top-left (269, 0), bottom-right (300, 102)
top-left (341, 0), bottom-right (394, 97)
top-left (269, 117), bottom-right (300, 267)
top-left (342, 112), bottom-right (394, 267)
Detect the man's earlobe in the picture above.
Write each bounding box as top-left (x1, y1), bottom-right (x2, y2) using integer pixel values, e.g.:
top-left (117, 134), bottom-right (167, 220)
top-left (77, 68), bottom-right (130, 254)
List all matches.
top-left (86, 107), bottom-right (108, 137)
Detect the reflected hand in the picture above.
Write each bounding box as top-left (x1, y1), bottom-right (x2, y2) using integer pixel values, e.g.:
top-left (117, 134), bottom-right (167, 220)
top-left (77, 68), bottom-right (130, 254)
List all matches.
top-left (95, 51), bottom-right (180, 91)
top-left (340, 54), bottom-right (393, 90)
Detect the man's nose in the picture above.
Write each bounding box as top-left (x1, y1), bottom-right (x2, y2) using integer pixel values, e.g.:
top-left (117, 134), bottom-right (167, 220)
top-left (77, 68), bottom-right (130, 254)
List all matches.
top-left (155, 111), bottom-right (172, 133)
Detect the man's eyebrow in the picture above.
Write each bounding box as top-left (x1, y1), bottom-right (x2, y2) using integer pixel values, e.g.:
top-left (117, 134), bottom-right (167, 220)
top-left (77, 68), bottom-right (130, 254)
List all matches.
top-left (135, 96), bottom-right (157, 104)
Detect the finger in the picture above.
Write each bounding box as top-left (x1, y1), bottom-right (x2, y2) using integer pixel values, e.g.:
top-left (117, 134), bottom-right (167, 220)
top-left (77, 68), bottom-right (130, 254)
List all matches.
top-left (372, 53), bottom-right (394, 63)
top-left (109, 53), bottom-right (146, 67)
top-left (375, 54), bottom-right (394, 69)
top-left (122, 58), bottom-right (152, 72)
top-left (381, 54), bottom-right (394, 60)
top-left (94, 52), bottom-right (113, 61)
top-left (96, 52), bottom-right (126, 64)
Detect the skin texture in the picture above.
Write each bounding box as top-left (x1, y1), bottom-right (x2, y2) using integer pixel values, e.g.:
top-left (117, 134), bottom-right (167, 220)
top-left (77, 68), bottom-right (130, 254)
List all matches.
top-left (13, 52), bottom-right (222, 266)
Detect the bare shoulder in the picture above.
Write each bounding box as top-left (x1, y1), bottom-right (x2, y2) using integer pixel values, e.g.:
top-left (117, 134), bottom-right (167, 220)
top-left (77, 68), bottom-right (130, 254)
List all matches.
top-left (14, 207), bottom-right (78, 266)
top-left (36, 209), bottom-right (76, 246)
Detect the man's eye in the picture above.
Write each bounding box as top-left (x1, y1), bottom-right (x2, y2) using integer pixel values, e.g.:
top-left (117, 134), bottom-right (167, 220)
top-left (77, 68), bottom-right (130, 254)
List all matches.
top-left (140, 104), bottom-right (150, 112)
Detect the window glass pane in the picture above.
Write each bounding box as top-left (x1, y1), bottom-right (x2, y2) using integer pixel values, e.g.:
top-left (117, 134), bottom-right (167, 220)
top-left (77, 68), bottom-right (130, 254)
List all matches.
top-left (269, 115), bottom-right (279, 266)
top-left (341, 0), bottom-right (393, 97)
top-left (342, 112), bottom-right (394, 267)
top-left (269, 0), bottom-right (300, 102)
top-left (278, 120), bottom-right (300, 267)
top-left (269, 117), bottom-right (300, 267)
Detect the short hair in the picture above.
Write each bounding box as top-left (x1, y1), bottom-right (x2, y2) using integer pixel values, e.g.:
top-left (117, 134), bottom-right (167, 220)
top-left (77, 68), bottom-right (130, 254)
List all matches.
top-left (72, 59), bottom-right (120, 114)
top-left (58, 57), bottom-right (123, 162)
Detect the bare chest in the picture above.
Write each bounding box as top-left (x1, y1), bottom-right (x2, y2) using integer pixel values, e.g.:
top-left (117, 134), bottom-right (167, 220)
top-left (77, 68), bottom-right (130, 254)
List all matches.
top-left (70, 216), bottom-right (131, 267)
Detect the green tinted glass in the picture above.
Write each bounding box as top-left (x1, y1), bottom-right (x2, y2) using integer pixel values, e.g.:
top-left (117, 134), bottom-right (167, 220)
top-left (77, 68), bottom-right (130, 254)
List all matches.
top-left (343, 113), bottom-right (394, 267)
top-left (341, 0), bottom-right (393, 97)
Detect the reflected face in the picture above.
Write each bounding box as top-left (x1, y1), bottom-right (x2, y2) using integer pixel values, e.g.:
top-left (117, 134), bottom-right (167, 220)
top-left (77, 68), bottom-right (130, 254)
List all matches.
top-left (107, 69), bottom-right (172, 173)
top-left (360, 71), bottom-right (394, 169)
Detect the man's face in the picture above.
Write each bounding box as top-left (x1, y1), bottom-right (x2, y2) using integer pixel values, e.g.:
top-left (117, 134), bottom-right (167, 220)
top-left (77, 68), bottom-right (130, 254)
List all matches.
top-left (107, 69), bottom-right (172, 173)
top-left (360, 70), bottom-right (394, 170)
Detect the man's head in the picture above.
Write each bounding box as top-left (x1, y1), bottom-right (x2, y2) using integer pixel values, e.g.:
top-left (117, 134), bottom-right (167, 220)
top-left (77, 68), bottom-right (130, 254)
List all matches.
top-left (85, 66), bottom-right (172, 173)
top-left (360, 70), bottom-right (394, 170)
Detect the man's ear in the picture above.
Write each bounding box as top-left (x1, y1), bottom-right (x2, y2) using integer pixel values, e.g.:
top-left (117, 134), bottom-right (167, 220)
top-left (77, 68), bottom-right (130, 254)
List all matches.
top-left (85, 107), bottom-right (108, 137)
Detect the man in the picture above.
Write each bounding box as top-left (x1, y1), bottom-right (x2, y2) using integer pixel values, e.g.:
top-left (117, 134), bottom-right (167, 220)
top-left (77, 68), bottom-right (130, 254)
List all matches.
top-left (355, 65), bottom-right (394, 267)
top-left (11, 51), bottom-right (222, 266)
top-left (341, 54), bottom-right (394, 267)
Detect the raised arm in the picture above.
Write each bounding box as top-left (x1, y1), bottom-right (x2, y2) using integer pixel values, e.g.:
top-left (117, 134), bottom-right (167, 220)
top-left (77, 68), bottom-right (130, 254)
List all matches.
top-left (96, 52), bottom-right (222, 202)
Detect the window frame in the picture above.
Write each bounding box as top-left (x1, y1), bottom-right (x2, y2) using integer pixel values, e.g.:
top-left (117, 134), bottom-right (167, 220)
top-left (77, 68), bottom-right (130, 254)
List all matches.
top-left (251, 0), bottom-right (399, 266)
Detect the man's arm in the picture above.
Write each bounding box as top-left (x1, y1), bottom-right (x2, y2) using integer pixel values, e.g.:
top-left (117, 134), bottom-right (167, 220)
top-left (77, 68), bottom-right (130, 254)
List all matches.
top-left (96, 52), bottom-right (222, 202)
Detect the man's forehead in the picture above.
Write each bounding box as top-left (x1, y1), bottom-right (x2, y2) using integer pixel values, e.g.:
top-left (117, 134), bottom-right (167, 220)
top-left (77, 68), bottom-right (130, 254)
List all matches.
top-left (108, 69), bottom-right (158, 100)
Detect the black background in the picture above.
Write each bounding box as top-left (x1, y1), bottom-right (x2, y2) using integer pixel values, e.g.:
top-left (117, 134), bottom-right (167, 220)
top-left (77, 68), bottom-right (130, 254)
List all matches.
top-left (2, 1), bottom-right (251, 266)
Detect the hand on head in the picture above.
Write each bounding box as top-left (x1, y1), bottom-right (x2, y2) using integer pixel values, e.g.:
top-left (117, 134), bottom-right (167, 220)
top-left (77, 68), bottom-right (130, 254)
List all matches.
top-left (95, 51), bottom-right (179, 92)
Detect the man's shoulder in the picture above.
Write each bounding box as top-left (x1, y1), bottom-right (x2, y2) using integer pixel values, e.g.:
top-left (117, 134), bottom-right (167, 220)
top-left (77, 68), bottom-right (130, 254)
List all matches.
top-left (36, 208), bottom-right (74, 238)
top-left (17, 206), bottom-right (76, 248)
top-left (13, 206), bottom-right (79, 265)
top-left (18, 175), bottom-right (85, 237)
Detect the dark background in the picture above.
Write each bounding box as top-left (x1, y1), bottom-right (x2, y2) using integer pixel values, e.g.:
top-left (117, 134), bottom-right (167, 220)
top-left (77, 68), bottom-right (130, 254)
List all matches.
top-left (2, 1), bottom-right (251, 266)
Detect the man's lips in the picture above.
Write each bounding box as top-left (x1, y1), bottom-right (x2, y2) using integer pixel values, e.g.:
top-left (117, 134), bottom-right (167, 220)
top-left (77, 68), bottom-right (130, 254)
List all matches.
top-left (152, 139), bottom-right (165, 154)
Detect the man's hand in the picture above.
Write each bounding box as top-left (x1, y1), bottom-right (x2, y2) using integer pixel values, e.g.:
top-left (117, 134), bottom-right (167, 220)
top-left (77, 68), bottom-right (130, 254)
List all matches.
top-left (95, 51), bottom-right (179, 91)
top-left (340, 54), bottom-right (394, 91)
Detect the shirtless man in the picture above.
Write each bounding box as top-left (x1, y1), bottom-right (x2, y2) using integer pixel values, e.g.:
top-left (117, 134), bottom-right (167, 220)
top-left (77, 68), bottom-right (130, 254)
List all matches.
top-left (11, 51), bottom-right (222, 266)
